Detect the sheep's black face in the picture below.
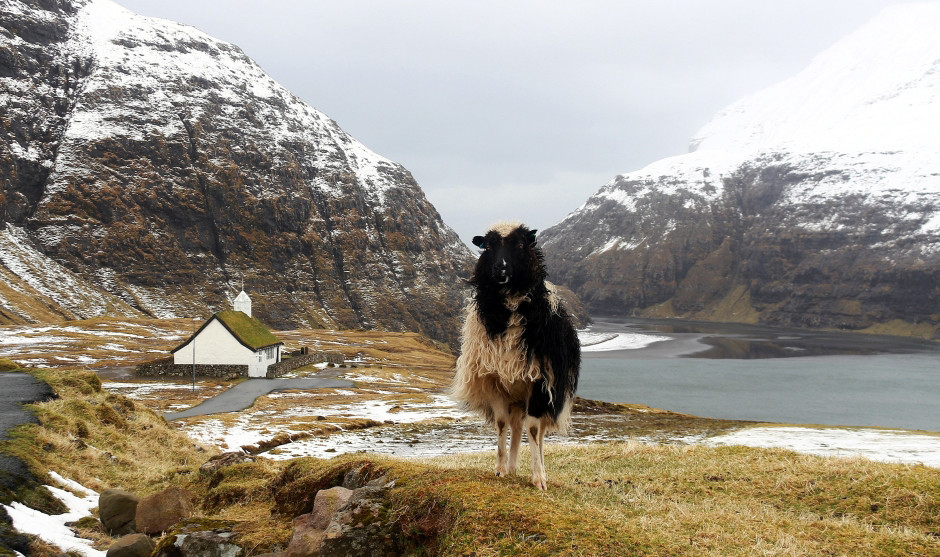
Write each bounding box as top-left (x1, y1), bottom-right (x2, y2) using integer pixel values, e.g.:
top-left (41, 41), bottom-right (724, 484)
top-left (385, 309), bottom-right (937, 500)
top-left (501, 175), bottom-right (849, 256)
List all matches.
top-left (471, 225), bottom-right (544, 294)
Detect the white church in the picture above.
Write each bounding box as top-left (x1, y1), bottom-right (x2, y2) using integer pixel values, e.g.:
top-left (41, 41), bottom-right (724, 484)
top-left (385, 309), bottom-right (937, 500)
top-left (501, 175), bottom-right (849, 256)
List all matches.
top-left (171, 291), bottom-right (283, 378)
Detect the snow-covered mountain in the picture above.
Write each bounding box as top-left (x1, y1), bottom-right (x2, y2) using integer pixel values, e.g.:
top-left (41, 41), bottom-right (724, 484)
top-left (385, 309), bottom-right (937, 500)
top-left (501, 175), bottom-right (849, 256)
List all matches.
top-left (0, 0), bottom-right (472, 344)
top-left (542, 2), bottom-right (940, 338)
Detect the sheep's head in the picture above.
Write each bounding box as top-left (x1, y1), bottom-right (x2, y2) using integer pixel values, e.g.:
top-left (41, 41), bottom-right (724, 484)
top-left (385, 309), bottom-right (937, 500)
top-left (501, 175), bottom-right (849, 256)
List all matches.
top-left (470, 222), bottom-right (545, 294)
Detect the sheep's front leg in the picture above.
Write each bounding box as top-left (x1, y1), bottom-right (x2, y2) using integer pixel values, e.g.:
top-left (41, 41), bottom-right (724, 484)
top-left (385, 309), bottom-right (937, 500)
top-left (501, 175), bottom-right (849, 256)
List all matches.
top-left (527, 417), bottom-right (548, 490)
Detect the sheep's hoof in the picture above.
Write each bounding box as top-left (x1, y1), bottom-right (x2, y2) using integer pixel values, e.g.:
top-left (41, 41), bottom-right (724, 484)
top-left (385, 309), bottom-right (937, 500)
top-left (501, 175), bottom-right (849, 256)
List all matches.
top-left (495, 465), bottom-right (508, 477)
top-left (531, 476), bottom-right (547, 490)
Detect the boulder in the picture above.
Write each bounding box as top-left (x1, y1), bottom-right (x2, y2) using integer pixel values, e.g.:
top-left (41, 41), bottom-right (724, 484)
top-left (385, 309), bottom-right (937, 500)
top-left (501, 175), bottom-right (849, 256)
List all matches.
top-left (283, 515), bottom-right (325, 557)
top-left (135, 486), bottom-right (195, 535)
top-left (284, 487), bottom-right (353, 557)
top-left (309, 487), bottom-right (353, 530)
top-left (99, 488), bottom-right (140, 535)
top-left (284, 484), bottom-right (404, 557)
top-left (107, 533), bottom-right (155, 557)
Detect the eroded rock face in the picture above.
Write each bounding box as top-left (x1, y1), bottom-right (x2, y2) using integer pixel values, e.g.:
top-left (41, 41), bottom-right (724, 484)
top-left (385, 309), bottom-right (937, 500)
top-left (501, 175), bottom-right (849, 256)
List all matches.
top-left (0, 0), bottom-right (472, 344)
top-left (543, 157), bottom-right (940, 335)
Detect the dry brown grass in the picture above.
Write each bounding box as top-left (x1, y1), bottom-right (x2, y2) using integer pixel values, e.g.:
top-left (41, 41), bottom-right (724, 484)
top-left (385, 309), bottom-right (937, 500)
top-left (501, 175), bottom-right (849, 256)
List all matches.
top-left (422, 442), bottom-right (939, 556)
top-left (186, 444), bottom-right (940, 556)
top-left (2, 322), bottom-right (937, 555)
top-left (0, 360), bottom-right (936, 556)
top-left (3, 368), bottom-right (215, 497)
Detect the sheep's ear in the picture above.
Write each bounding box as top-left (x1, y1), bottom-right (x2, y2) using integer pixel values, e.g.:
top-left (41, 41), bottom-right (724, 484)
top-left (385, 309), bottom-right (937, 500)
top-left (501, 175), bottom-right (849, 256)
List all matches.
top-left (472, 236), bottom-right (486, 249)
top-left (526, 230), bottom-right (538, 246)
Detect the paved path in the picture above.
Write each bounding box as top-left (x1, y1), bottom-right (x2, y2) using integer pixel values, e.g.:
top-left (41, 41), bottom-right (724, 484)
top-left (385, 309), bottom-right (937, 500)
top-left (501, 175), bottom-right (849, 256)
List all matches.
top-left (0, 372), bottom-right (54, 493)
top-left (163, 377), bottom-right (353, 420)
top-left (0, 372), bottom-right (54, 440)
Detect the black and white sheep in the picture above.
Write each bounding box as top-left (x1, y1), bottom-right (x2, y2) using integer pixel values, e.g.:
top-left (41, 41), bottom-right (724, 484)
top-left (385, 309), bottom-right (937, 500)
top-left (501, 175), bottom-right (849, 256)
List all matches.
top-left (451, 221), bottom-right (580, 490)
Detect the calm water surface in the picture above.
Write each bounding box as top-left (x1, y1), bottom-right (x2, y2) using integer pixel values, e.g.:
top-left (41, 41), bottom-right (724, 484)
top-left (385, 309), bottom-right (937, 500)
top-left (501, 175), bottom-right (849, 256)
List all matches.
top-left (579, 318), bottom-right (940, 431)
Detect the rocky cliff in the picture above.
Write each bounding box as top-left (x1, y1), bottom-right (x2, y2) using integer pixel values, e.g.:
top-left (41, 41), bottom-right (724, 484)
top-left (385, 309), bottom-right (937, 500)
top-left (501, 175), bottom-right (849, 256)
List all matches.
top-left (0, 0), bottom-right (473, 344)
top-left (541, 3), bottom-right (940, 339)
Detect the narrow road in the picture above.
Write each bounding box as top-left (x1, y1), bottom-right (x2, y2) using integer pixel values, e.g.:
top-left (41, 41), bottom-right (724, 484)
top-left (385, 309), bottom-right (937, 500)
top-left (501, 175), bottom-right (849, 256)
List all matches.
top-left (0, 372), bottom-right (55, 499)
top-left (163, 377), bottom-right (354, 420)
top-left (0, 372), bottom-right (54, 439)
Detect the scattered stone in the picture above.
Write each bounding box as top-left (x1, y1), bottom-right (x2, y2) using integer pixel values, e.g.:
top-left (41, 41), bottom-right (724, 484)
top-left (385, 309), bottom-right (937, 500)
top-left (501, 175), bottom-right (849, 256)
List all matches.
top-left (107, 533), bottom-right (155, 557)
top-left (151, 519), bottom-right (246, 556)
top-left (135, 486), bottom-right (195, 535)
top-left (199, 451), bottom-right (256, 475)
top-left (99, 488), bottom-right (140, 536)
top-left (158, 529), bottom-right (245, 557)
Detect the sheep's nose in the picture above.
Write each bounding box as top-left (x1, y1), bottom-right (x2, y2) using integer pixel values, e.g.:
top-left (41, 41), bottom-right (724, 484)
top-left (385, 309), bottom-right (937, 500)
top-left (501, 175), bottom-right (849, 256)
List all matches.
top-left (494, 258), bottom-right (509, 283)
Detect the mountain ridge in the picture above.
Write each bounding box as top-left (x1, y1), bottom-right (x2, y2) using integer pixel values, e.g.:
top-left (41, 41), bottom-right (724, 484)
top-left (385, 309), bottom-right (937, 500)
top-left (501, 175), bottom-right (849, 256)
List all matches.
top-left (1, 0), bottom-right (473, 345)
top-left (542, 3), bottom-right (940, 339)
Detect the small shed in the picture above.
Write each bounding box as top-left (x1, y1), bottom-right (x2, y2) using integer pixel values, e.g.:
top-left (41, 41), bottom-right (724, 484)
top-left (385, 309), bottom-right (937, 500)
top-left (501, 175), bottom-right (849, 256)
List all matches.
top-left (172, 293), bottom-right (283, 378)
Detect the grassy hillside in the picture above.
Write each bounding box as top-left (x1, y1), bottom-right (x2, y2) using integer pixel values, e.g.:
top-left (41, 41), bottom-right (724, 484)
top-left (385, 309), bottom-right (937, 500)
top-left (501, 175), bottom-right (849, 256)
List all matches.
top-left (1, 367), bottom-right (937, 555)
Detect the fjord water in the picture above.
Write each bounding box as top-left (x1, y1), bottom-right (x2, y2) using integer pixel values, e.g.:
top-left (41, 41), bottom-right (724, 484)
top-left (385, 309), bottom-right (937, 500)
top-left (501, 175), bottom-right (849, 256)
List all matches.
top-left (578, 318), bottom-right (940, 431)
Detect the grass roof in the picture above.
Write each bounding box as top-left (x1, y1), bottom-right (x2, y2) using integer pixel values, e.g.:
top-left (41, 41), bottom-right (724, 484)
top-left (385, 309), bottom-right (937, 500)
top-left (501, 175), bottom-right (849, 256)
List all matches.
top-left (214, 310), bottom-right (282, 350)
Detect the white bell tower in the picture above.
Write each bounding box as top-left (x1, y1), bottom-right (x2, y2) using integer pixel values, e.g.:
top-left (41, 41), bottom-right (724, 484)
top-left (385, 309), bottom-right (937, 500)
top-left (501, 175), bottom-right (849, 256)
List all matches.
top-left (234, 290), bottom-right (252, 317)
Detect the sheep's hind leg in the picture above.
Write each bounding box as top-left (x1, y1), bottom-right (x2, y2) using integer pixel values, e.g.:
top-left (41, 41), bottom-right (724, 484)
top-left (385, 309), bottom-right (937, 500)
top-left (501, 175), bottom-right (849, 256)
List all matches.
top-left (507, 406), bottom-right (524, 475)
top-left (493, 405), bottom-right (510, 477)
top-left (526, 416), bottom-right (548, 490)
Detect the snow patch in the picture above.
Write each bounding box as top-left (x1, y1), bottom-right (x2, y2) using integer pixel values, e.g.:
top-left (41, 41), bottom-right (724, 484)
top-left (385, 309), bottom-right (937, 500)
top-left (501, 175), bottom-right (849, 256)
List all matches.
top-left (708, 426), bottom-right (940, 468)
top-left (2, 474), bottom-right (103, 556)
top-left (578, 330), bottom-right (670, 352)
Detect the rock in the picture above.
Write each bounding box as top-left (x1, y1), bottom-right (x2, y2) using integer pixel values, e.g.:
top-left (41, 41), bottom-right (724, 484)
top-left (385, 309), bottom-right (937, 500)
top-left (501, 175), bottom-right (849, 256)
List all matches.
top-left (99, 488), bottom-right (140, 536)
top-left (318, 487), bottom-right (402, 556)
top-left (284, 484), bottom-right (404, 557)
top-left (284, 487), bottom-right (353, 557)
top-left (309, 487), bottom-right (354, 530)
top-left (152, 519), bottom-right (248, 557)
top-left (107, 533), bottom-right (155, 557)
top-left (198, 451), bottom-right (256, 475)
top-left (135, 486), bottom-right (195, 535)
top-left (283, 515), bottom-right (325, 557)
top-left (160, 529), bottom-right (244, 557)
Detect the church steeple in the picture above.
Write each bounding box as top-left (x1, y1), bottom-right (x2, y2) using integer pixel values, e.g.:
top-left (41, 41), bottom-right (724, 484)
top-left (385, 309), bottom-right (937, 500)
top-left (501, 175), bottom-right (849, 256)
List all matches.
top-left (234, 290), bottom-right (252, 317)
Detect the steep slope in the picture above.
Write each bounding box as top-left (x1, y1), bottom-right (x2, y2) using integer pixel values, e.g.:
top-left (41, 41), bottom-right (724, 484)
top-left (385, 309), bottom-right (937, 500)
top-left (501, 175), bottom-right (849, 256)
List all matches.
top-left (542, 3), bottom-right (940, 338)
top-left (0, 0), bottom-right (472, 344)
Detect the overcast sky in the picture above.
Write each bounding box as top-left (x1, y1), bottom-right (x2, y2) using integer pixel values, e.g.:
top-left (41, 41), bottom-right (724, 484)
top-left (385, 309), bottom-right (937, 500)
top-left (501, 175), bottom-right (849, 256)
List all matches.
top-left (116, 0), bottom-right (910, 244)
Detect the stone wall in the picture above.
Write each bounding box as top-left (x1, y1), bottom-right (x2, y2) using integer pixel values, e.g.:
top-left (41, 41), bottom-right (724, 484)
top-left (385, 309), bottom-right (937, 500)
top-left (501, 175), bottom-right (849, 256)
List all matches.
top-left (135, 358), bottom-right (247, 378)
top-left (135, 351), bottom-right (345, 379)
top-left (267, 351), bottom-right (345, 378)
